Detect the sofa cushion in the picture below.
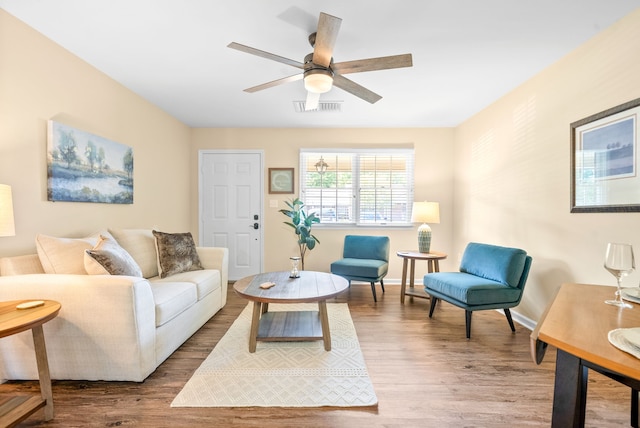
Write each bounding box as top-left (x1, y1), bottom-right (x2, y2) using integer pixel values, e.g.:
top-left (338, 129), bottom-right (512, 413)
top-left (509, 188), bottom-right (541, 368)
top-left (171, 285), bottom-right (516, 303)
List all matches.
top-left (149, 281), bottom-right (198, 327)
top-left (424, 272), bottom-right (522, 306)
top-left (84, 235), bottom-right (143, 277)
top-left (151, 269), bottom-right (220, 301)
top-left (459, 242), bottom-right (527, 288)
top-left (109, 228), bottom-right (159, 278)
top-left (35, 232), bottom-right (108, 274)
top-left (330, 258), bottom-right (388, 280)
top-left (152, 230), bottom-right (203, 278)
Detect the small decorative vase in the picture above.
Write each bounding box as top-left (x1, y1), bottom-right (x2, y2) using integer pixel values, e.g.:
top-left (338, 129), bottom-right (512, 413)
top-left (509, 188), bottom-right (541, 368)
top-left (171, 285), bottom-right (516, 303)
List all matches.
top-left (289, 257), bottom-right (300, 278)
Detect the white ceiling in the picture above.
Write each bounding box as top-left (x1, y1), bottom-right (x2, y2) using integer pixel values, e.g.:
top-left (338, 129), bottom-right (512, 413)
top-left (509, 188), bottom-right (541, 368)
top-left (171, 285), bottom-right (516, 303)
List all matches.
top-left (2, 1), bottom-right (639, 128)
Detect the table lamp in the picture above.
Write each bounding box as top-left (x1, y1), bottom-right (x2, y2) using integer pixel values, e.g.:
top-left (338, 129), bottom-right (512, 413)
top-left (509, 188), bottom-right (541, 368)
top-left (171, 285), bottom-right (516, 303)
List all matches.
top-left (0, 184), bottom-right (15, 237)
top-left (411, 201), bottom-right (439, 253)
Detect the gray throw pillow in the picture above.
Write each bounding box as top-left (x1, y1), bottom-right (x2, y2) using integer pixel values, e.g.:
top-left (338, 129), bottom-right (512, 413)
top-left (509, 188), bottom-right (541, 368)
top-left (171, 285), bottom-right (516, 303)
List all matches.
top-left (152, 230), bottom-right (204, 278)
top-left (85, 235), bottom-right (143, 277)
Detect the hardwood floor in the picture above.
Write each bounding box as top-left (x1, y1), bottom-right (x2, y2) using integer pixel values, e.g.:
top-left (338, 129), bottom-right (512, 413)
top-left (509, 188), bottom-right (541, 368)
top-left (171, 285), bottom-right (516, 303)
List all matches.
top-left (5, 283), bottom-right (632, 427)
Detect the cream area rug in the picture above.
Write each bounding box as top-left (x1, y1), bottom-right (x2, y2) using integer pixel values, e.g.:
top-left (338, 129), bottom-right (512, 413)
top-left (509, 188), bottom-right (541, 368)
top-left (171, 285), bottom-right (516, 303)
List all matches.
top-left (171, 303), bottom-right (377, 408)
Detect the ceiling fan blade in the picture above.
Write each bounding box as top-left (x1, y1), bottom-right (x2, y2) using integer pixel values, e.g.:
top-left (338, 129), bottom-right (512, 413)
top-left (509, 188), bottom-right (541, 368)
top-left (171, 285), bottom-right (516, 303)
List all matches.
top-left (312, 12), bottom-right (342, 68)
top-left (305, 92), bottom-right (321, 111)
top-left (332, 75), bottom-right (382, 104)
top-left (243, 74), bottom-right (303, 93)
top-left (333, 53), bottom-right (413, 75)
top-left (228, 42), bottom-right (304, 69)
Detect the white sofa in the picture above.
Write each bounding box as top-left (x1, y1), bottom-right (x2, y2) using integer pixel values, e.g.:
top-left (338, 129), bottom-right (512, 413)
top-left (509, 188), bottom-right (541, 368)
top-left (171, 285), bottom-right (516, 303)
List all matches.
top-left (0, 229), bottom-right (228, 382)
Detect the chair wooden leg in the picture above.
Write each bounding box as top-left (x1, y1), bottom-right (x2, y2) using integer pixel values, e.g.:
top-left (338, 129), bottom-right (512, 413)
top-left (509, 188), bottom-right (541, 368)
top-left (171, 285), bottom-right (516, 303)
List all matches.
top-left (465, 310), bottom-right (472, 339)
top-left (380, 279), bottom-right (385, 293)
top-left (370, 282), bottom-right (377, 302)
top-left (428, 297), bottom-right (438, 318)
top-left (504, 308), bottom-right (516, 332)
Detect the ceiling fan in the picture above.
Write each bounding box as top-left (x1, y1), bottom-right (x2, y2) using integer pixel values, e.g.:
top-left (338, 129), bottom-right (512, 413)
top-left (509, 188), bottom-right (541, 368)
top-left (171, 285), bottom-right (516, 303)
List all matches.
top-left (228, 12), bottom-right (413, 110)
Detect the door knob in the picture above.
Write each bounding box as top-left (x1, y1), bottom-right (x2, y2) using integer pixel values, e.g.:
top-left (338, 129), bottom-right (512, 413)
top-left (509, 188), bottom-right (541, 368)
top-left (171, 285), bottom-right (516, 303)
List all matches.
top-left (251, 223), bottom-right (259, 230)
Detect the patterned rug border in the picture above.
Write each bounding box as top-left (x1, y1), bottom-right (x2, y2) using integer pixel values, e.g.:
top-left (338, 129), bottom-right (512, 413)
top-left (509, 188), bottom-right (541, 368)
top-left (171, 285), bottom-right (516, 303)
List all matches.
top-left (171, 303), bottom-right (378, 408)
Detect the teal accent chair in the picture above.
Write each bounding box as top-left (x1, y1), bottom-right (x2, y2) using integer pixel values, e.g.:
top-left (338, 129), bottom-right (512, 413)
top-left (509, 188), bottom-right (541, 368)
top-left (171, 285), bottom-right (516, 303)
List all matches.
top-left (423, 242), bottom-right (532, 339)
top-left (330, 235), bottom-right (390, 302)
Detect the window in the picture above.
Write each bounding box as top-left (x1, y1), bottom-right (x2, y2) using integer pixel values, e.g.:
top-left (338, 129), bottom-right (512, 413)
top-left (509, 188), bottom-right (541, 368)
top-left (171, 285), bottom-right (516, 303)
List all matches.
top-left (299, 149), bottom-right (414, 226)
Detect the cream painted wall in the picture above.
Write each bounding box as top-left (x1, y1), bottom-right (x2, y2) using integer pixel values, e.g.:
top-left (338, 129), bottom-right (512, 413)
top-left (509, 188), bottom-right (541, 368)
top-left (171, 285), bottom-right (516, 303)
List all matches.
top-left (190, 128), bottom-right (455, 282)
top-left (454, 9), bottom-right (640, 322)
top-left (0, 10), bottom-right (191, 257)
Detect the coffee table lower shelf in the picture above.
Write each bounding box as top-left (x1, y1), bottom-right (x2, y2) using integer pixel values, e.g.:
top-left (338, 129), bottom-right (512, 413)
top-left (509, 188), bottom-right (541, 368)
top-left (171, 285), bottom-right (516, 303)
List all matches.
top-left (249, 301), bottom-right (332, 352)
top-left (257, 311), bottom-right (323, 342)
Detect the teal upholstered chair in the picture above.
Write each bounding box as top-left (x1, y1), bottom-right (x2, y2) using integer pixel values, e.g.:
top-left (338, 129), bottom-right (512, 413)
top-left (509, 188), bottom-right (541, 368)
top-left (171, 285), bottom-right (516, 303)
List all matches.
top-left (423, 242), bottom-right (532, 339)
top-left (330, 235), bottom-right (390, 302)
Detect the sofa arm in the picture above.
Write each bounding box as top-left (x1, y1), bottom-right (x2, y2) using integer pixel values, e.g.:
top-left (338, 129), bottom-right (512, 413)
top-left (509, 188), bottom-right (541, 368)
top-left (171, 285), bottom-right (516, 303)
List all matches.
top-left (0, 274), bottom-right (157, 381)
top-left (197, 247), bottom-right (229, 295)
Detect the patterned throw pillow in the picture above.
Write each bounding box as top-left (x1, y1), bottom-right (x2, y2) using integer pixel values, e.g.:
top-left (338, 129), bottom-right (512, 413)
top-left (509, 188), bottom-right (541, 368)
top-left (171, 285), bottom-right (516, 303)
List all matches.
top-left (152, 230), bottom-right (203, 278)
top-left (84, 235), bottom-right (143, 277)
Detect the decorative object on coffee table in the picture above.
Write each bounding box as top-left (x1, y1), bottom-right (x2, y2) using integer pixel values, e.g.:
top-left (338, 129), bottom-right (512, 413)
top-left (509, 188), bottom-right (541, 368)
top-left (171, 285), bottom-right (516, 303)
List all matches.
top-left (289, 256), bottom-right (300, 278)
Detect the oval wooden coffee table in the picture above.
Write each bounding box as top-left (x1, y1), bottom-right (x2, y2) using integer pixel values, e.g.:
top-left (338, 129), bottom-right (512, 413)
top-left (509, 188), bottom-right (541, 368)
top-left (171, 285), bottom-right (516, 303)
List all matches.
top-left (233, 271), bottom-right (349, 352)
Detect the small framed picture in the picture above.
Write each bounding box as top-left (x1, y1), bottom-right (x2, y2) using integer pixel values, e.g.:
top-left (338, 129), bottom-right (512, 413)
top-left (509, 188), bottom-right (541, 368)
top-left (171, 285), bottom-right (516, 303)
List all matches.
top-left (268, 168), bottom-right (294, 194)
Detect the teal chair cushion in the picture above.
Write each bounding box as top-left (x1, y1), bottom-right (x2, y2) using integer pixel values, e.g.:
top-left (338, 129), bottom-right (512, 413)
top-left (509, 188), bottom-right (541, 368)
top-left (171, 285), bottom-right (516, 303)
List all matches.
top-left (423, 272), bottom-right (522, 306)
top-left (330, 258), bottom-right (388, 281)
top-left (459, 242), bottom-right (527, 288)
top-left (342, 235), bottom-right (389, 261)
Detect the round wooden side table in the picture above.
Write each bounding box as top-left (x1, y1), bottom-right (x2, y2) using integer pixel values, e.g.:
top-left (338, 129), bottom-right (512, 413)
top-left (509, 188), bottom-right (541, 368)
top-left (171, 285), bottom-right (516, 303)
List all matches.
top-left (0, 300), bottom-right (61, 426)
top-left (396, 251), bottom-right (447, 303)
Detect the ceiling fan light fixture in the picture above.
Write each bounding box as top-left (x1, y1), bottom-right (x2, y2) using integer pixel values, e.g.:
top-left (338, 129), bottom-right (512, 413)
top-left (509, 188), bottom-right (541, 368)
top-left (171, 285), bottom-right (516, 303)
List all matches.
top-left (304, 69), bottom-right (333, 94)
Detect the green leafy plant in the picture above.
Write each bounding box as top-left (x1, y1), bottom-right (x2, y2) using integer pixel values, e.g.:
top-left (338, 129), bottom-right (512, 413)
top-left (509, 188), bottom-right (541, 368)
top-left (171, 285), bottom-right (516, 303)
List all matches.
top-left (279, 198), bottom-right (320, 270)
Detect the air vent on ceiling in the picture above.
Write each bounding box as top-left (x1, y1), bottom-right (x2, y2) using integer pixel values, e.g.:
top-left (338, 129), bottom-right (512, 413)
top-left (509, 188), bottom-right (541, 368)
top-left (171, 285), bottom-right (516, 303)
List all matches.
top-left (293, 100), bottom-right (343, 113)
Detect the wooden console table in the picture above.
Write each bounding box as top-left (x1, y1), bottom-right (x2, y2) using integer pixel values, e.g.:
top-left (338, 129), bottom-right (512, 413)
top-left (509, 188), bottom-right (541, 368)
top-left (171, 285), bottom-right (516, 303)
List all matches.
top-left (397, 251), bottom-right (447, 303)
top-left (0, 300), bottom-right (61, 427)
top-left (531, 283), bottom-right (640, 427)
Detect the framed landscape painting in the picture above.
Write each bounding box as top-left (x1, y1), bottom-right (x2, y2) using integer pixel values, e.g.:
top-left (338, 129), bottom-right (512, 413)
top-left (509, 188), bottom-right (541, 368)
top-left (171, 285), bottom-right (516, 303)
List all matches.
top-left (571, 98), bottom-right (640, 212)
top-left (47, 121), bottom-right (134, 204)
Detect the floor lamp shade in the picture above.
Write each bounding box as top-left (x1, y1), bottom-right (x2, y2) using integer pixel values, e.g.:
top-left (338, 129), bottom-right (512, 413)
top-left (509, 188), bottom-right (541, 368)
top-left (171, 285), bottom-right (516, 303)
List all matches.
top-left (411, 201), bottom-right (440, 253)
top-left (0, 184), bottom-right (15, 237)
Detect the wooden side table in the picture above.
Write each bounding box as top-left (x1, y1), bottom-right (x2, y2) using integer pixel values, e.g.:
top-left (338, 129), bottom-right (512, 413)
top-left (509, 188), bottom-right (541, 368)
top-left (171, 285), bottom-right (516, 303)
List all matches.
top-left (397, 251), bottom-right (447, 303)
top-left (0, 300), bottom-right (61, 427)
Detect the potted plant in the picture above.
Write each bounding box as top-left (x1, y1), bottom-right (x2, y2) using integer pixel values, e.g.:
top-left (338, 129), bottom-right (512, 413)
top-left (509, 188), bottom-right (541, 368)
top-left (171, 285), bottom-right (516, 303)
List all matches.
top-left (279, 198), bottom-right (320, 270)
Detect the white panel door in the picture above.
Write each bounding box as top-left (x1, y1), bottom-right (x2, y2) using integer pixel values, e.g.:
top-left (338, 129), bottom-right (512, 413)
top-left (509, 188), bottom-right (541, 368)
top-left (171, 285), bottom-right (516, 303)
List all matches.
top-left (199, 151), bottom-right (263, 280)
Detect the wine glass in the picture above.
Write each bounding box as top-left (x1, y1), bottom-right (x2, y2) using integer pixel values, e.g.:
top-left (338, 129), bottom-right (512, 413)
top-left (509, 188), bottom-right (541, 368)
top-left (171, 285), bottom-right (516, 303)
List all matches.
top-left (604, 243), bottom-right (635, 308)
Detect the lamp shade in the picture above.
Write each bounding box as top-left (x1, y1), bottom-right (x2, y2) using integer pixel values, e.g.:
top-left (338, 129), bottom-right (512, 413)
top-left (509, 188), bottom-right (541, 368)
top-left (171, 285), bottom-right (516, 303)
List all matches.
top-left (411, 201), bottom-right (440, 224)
top-left (0, 184), bottom-right (15, 237)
